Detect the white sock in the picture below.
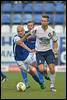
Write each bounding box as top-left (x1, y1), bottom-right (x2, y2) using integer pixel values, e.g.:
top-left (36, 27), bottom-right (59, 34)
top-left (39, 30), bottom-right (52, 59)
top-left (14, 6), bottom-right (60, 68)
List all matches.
top-left (50, 73), bottom-right (55, 88)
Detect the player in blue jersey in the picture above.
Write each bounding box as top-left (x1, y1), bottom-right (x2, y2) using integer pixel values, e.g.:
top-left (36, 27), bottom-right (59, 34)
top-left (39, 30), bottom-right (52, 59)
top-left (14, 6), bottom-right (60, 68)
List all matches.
top-left (1, 71), bottom-right (7, 83)
top-left (13, 25), bottom-right (45, 89)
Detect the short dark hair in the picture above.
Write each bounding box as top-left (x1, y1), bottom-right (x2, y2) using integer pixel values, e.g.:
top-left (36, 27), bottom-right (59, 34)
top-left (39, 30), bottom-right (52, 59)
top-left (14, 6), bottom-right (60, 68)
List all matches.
top-left (42, 15), bottom-right (49, 19)
top-left (27, 20), bottom-right (34, 24)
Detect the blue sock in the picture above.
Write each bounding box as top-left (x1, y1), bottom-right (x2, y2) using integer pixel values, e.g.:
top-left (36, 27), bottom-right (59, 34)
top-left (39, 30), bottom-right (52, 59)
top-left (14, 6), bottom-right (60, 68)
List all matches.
top-left (37, 71), bottom-right (45, 84)
top-left (20, 69), bottom-right (29, 86)
top-left (32, 74), bottom-right (40, 83)
top-left (32, 71), bottom-right (44, 85)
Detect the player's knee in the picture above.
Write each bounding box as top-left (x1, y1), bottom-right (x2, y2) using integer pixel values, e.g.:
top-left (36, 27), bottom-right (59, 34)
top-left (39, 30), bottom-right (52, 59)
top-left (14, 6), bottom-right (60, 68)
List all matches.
top-left (31, 67), bottom-right (37, 74)
top-left (38, 64), bottom-right (44, 72)
top-left (50, 69), bottom-right (55, 74)
top-left (49, 64), bottom-right (55, 74)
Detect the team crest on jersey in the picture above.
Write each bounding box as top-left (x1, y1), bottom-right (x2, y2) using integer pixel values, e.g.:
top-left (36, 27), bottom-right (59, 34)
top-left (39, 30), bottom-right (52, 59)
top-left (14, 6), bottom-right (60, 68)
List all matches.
top-left (48, 33), bottom-right (52, 39)
top-left (48, 33), bottom-right (51, 37)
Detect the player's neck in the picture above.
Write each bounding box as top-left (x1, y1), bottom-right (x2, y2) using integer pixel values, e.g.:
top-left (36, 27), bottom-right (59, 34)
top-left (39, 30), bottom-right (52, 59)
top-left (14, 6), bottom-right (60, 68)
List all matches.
top-left (42, 25), bottom-right (48, 31)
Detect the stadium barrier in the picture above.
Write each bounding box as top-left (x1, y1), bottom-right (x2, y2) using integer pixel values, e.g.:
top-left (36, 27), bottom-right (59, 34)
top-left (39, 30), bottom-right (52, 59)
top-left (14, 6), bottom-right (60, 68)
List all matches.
top-left (1, 64), bottom-right (66, 72)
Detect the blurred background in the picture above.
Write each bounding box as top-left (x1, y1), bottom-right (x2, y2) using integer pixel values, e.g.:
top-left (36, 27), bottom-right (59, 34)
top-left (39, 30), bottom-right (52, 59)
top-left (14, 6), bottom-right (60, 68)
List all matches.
top-left (1, 1), bottom-right (66, 72)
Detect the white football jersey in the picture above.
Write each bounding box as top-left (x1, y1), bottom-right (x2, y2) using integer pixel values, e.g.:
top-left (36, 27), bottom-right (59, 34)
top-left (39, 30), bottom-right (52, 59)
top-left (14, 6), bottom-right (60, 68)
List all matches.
top-left (31, 25), bottom-right (58, 51)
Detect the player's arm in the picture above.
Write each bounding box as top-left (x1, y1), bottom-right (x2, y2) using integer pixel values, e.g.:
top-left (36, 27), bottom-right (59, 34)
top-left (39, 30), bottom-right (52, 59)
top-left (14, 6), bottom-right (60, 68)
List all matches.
top-left (50, 31), bottom-right (58, 48)
top-left (20, 31), bottom-right (34, 41)
top-left (24, 29), bottom-right (36, 40)
top-left (17, 40), bottom-right (35, 53)
top-left (21, 29), bottom-right (36, 41)
top-left (52, 31), bottom-right (58, 49)
top-left (21, 33), bottom-right (32, 41)
top-left (53, 41), bottom-right (58, 58)
top-left (53, 41), bottom-right (58, 50)
top-left (51, 31), bottom-right (58, 57)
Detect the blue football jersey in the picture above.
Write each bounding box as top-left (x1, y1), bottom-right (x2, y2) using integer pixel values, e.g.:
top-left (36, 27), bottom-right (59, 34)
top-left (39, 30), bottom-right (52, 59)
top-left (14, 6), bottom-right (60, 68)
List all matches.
top-left (25, 31), bottom-right (36, 49)
top-left (13, 35), bottom-right (30, 61)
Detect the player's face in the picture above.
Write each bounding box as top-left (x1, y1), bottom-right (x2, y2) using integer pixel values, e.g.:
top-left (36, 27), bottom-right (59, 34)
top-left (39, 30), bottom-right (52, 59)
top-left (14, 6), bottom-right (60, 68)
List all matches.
top-left (41, 17), bottom-right (49, 27)
top-left (17, 27), bottom-right (25, 37)
top-left (27, 22), bottom-right (34, 31)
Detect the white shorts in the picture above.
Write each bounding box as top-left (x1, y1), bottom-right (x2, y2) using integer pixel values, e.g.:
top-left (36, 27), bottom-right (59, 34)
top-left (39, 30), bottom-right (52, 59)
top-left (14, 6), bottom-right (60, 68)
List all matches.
top-left (24, 53), bottom-right (36, 64)
top-left (16, 53), bottom-right (36, 72)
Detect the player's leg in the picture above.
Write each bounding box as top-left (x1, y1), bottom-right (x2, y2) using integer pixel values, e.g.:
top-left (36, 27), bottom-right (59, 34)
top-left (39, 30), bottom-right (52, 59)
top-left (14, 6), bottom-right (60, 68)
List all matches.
top-left (16, 61), bottom-right (30, 88)
top-left (46, 50), bottom-right (56, 92)
top-left (19, 53), bottom-right (45, 89)
top-left (16, 61), bottom-right (44, 89)
top-left (27, 53), bottom-right (45, 89)
top-left (29, 65), bottom-right (45, 89)
top-left (19, 62), bottom-right (43, 89)
top-left (36, 52), bottom-right (45, 74)
top-left (48, 64), bottom-right (56, 92)
top-left (36, 52), bottom-right (46, 87)
top-left (19, 63), bottom-right (45, 89)
top-left (20, 67), bottom-right (30, 88)
top-left (44, 62), bottom-right (50, 81)
top-left (32, 61), bottom-right (50, 81)
top-left (1, 71), bottom-right (7, 83)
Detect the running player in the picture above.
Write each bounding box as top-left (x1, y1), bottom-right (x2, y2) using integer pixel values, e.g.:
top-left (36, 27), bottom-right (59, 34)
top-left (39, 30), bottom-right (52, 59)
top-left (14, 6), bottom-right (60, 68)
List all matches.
top-left (13, 25), bottom-right (45, 89)
top-left (19, 21), bottom-right (36, 88)
top-left (30, 15), bottom-right (58, 92)
top-left (26, 21), bottom-right (50, 80)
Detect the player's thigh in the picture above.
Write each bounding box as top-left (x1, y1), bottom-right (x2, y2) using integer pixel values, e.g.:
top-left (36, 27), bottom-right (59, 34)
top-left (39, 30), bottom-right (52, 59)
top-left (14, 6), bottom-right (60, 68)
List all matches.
top-left (25, 53), bottom-right (36, 64)
top-left (30, 53), bottom-right (36, 64)
top-left (16, 61), bottom-right (29, 72)
top-left (46, 50), bottom-right (55, 65)
top-left (36, 52), bottom-right (45, 72)
top-left (28, 64), bottom-right (37, 74)
top-left (45, 50), bottom-right (55, 73)
top-left (30, 53), bottom-right (37, 68)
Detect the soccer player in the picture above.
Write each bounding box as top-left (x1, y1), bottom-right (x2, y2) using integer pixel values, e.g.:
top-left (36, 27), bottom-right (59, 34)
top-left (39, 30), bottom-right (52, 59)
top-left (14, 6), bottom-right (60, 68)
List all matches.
top-left (13, 25), bottom-right (45, 89)
top-left (27, 21), bottom-right (50, 81)
top-left (1, 71), bottom-right (7, 83)
top-left (20, 21), bottom-right (36, 88)
top-left (30, 15), bottom-right (58, 92)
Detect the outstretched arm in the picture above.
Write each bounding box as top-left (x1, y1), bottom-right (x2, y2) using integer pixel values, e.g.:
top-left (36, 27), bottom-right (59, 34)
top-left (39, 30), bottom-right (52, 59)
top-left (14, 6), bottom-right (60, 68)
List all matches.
top-left (21, 32), bottom-right (33, 41)
top-left (17, 39), bottom-right (35, 53)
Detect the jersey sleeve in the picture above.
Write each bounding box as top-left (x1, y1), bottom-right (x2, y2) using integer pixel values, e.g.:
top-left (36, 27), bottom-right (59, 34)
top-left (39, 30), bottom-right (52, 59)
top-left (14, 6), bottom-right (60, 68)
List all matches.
top-left (13, 36), bottom-right (20, 43)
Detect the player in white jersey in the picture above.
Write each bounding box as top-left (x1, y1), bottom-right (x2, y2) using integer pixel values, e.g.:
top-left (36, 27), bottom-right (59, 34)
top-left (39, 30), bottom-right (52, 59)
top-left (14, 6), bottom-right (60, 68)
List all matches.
top-left (27, 21), bottom-right (50, 81)
top-left (30, 15), bottom-right (58, 92)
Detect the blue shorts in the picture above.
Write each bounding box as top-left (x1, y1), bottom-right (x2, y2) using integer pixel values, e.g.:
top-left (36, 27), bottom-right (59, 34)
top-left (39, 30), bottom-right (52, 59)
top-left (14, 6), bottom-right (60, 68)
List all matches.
top-left (36, 49), bottom-right (55, 66)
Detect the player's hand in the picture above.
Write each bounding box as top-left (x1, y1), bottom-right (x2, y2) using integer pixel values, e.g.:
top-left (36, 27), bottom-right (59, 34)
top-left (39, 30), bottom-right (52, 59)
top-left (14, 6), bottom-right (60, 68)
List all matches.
top-left (30, 49), bottom-right (36, 53)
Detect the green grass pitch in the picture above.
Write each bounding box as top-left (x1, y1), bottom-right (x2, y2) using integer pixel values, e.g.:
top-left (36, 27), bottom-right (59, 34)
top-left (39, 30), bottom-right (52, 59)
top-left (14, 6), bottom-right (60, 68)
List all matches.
top-left (1, 72), bottom-right (66, 99)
